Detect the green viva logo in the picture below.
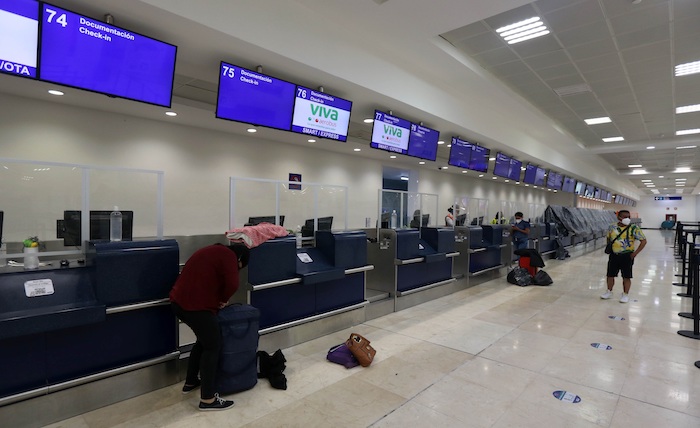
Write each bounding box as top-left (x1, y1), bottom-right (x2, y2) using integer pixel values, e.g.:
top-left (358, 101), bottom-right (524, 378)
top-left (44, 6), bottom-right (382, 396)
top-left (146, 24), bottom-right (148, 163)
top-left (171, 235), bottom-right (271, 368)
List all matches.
top-left (310, 103), bottom-right (339, 120)
top-left (383, 124), bottom-right (402, 137)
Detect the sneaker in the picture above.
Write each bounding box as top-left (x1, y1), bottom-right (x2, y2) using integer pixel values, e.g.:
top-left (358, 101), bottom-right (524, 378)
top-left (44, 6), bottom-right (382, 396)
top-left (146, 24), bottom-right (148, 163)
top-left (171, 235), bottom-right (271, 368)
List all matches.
top-left (182, 379), bottom-right (201, 394)
top-left (600, 290), bottom-right (613, 299)
top-left (199, 394), bottom-right (234, 411)
top-left (620, 293), bottom-right (629, 303)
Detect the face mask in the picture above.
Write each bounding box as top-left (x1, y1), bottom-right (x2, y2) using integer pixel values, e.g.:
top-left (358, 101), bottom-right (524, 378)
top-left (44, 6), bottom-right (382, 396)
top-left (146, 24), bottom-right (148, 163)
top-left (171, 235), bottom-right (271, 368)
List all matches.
top-left (621, 218), bottom-right (631, 226)
top-left (515, 219), bottom-right (522, 224)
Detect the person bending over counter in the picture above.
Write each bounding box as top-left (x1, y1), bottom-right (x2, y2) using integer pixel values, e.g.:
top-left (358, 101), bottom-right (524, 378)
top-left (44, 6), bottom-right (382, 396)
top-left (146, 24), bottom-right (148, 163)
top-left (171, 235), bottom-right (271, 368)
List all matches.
top-left (170, 243), bottom-right (250, 411)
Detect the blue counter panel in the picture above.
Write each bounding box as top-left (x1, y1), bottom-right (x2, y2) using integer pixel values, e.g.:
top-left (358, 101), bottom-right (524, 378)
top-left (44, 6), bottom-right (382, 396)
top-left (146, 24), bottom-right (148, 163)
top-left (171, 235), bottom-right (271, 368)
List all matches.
top-left (44, 305), bottom-right (177, 384)
top-left (0, 333), bottom-right (46, 399)
top-left (248, 237), bottom-right (297, 285)
top-left (92, 240), bottom-right (180, 306)
top-left (315, 272), bottom-right (364, 313)
top-left (251, 282), bottom-right (316, 329)
top-left (397, 259), bottom-right (452, 292)
top-left (539, 239), bottom-right (557, 254)
top-left (469, 249), bottom-right (501, 273)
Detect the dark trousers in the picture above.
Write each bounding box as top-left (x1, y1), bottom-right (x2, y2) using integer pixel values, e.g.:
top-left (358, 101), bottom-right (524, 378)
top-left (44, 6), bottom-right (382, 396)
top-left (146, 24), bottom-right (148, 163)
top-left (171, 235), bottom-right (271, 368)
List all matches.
top-left (171, 302), bottom-right (221, 400)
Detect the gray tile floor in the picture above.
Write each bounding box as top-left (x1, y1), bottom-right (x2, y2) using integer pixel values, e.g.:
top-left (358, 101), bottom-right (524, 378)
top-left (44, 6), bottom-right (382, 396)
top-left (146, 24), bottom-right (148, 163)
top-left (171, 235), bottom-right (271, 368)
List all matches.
top-left (45, 229), bottom-right (700, 427)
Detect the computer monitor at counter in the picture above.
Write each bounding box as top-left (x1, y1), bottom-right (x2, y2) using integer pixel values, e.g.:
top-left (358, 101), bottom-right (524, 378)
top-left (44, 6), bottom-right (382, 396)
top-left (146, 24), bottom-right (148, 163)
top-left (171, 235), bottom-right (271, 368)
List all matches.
top-left (62, 210), bottom-right (134, 247)
top-left (245, 215), bottom-right (285, 226)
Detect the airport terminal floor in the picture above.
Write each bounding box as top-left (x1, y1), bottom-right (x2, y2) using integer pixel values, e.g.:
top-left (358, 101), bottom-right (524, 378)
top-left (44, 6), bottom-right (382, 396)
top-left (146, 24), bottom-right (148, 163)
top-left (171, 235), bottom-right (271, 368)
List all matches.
top-left (44, 229), bottom-right (700, 428)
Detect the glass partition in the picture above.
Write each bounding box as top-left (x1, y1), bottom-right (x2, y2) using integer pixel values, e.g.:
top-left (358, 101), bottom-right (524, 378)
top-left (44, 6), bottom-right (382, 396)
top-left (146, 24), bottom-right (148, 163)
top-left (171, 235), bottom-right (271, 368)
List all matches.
top-left (377, 190), bottom-right (438, 231)
top-left (528, 203), bottom-right (547, 223)
top-left (230, 177), bottom-right (348, 233)
top-left (0, 158), bottom-right (164, 264)
top-left (466, 198), bottom-right (489, 226)
top-left (451, 196), bottom-right (469, 228)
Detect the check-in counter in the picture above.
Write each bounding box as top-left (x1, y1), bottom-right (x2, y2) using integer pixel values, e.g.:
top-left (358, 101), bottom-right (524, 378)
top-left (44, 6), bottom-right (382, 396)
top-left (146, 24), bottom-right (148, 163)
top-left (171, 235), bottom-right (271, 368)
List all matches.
top-left (366, 227), bottom-right (459, 315)
top-left (537, 222), bottom-right (558, 255)
top-left (466, 225), bottom-right (506, 276)
top-left (239, 232), bottom-right (372, 342)
top-left (0, 239), bottom-right (180, 406)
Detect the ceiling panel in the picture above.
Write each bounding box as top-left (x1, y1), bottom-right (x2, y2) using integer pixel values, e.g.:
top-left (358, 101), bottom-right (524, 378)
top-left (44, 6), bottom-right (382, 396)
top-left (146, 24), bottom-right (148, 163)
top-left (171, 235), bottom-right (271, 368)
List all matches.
top-left (440, 0), bottom-right (700, 197)
top-left (452, 32), bottom-right (505, 55)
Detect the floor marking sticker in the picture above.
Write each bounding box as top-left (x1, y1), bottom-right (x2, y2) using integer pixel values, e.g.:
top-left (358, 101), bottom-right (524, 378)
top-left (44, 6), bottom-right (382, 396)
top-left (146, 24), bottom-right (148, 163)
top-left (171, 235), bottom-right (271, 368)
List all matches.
top-left (590, 343), bottom-right (612, 350)
top-left (553, 390), bottom-right (581, 403)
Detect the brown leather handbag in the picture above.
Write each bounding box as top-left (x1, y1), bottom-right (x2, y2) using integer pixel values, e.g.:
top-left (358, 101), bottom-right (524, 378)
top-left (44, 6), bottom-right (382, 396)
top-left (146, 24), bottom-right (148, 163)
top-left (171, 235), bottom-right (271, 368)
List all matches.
top-left (345, 333), bottom-right (376, 367)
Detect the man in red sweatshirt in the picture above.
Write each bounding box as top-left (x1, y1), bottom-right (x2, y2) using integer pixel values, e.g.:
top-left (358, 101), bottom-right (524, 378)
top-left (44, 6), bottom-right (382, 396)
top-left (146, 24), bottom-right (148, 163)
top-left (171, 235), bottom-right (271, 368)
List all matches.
top-left (170, 243), bottom-right (250, 411)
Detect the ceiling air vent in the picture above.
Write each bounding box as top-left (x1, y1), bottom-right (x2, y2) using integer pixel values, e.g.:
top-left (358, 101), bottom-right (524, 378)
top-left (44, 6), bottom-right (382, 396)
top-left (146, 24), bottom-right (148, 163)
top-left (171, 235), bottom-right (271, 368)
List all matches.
top-left (553, 83), bottom-right (591, 97)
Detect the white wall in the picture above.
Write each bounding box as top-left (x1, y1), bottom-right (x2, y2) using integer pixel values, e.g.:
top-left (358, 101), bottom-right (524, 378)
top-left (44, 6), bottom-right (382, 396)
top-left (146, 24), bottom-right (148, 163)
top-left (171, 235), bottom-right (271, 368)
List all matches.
top-left (636, 196), bottom-right (699, 228)
top-left (0, 93), bottom-right (572, 238)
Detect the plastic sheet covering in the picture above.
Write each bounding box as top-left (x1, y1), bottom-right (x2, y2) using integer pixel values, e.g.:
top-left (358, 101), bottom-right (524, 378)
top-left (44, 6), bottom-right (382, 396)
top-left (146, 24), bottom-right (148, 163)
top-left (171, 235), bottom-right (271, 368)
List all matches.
top-left (545, 206), bottom-right (617, 238)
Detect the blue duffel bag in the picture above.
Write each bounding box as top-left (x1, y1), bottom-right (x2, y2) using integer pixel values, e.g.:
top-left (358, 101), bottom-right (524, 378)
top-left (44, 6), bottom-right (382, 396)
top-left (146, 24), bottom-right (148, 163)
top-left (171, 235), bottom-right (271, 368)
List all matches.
top-left (215, 304), bottom-right (260, 394)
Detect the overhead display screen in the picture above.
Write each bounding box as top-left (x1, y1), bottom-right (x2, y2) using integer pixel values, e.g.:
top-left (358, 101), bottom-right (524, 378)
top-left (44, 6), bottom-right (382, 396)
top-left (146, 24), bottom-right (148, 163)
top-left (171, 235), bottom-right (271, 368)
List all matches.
top-left (292, 86), bottom-right (352, 142)
top-left (407, 123), bottom-right (439, 161)
top-left (469, 145), bottom-right (490, 173)
top-left (546, 171), bottom-right (562, 190)
top-left (493, 153), bottom-right (522, 180)
top-left (508, 158), bottom-right (522, 181)
top-left (523, 164), bottom-right (546, 186)
top-left (39, 4), bottom-right (177, 107)
top-left (217, 62), bottom-right (296, 130)
top-left (370, 110), bottom-right (411, 153)
top-left (448, 137), bottom-right (472, 169)
top-left (0, 0), bottom-right (39, 78)
top-left (562, 176), bottom-right (576, 193)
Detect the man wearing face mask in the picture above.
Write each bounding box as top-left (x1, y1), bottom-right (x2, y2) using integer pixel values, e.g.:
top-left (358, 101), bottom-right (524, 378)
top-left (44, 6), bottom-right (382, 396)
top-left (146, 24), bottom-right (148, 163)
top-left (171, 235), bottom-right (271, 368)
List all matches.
top-left (601, 210), bottom-right (646, 303)
top-left (511, 212), bottom-right (530, 251)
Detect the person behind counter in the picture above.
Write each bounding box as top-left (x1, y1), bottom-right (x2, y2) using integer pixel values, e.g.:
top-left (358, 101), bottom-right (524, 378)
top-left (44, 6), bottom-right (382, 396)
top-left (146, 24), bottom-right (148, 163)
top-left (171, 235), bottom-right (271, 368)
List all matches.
top-left (511, 212), bottom-right (530, 251)
top-left (170, 243), bottom-right (250, 411)
top-left (445, 206), bottom-right (455, 227)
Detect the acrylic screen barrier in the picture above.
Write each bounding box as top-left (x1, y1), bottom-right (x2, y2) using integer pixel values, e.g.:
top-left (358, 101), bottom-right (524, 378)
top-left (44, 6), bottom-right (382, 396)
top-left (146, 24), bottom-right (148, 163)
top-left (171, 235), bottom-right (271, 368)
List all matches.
top-left (0, 158), bottom-right (164, 261)
top-left (378, 190), bottom-right (438, 230)
top-left (229, 177), bottom-right (348, 232)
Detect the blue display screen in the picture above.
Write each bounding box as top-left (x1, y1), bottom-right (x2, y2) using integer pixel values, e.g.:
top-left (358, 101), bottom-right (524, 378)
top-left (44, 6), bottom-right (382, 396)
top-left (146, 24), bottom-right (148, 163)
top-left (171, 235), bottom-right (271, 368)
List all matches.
top-left (523, 164), bottom-right (545, 185)
top-left (0, 0), bottom-right (39, 78)
top-left (508, 158), bottom-right (522, 181)
top-left (39, 4), bottom-right (177, 107)
top-left (562, 176), bottom-right (576, 192)
top-left (406, 123), bottom-right (439, 161)
top-left (448, 137), bottom-right (472, 169)
top-left (216, 62), bottom-right (296, 130)
top-left (493, 153), bottom-right (511, 178)
top-left (370, 110), bottom-right (411, 154)
top-left (469, 145), bottom-right (490, 173)
top-left (546, 171), bottom-right (562, 190)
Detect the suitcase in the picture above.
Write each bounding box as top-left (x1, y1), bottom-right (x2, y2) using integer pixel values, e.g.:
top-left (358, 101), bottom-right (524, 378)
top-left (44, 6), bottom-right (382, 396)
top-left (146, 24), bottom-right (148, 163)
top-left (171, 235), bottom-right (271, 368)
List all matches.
top-left (215, 304), bottom-right (260, 394)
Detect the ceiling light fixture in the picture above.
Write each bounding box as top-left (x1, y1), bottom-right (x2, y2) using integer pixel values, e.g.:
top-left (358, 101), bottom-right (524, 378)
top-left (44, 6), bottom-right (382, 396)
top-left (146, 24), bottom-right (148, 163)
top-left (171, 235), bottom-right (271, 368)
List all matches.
top-left (676, 145), bottom-right (697, 149)
top-left (585, 117), bottom-right (612, 125)
top-left (496, 17), bottom-right (550, 45)
top-left (390, 155), bottom-right (397, 159)
top-left (676, 104), bottom-right (700, 114)
top-left (247, 128), bottom-right (257, 133)
top-left (165, 111), bottom-right (177, 117)
top-left (48, 89), bottom-right (64, 96)
top-left (628, 164), bottom-right (642, 168)
top-left (353, 148), bottom-right (361, 152)
top-left (489, 157), bottom-right (496, 161)
top-left (419, 161), bottom-right (425, 165)
top-left (631, 169), bottom-right (647, 175)
top-left (437, 140), bottom-right (445, 145)
top-left (462, 170), bottom-right (467, 173)
top-left (675, 60), bottom-right (700, 77)
top-left (363, 118), bottom-right (374, 123)
top-left (308, 139), bottom-right (316, 142)
top-left (602, 136), bottom-right (624, 142)
top-left (676, 129), bottom-right (700, 136)
top-left (674, 167), bottom-right (691, 173)
top-left (646, 146), bottom-right (655, 149)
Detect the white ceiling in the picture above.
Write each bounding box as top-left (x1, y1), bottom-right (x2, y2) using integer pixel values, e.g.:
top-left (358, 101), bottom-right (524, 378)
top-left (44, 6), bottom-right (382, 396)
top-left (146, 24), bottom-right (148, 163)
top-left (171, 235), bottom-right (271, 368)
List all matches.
top-left (3, 0), bottom-right (698, 199)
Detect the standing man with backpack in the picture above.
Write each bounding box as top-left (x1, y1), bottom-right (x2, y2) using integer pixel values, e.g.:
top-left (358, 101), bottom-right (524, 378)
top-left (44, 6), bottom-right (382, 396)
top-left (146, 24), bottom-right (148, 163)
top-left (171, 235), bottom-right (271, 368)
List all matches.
top-left (601, 210), bottom-right (646, 303)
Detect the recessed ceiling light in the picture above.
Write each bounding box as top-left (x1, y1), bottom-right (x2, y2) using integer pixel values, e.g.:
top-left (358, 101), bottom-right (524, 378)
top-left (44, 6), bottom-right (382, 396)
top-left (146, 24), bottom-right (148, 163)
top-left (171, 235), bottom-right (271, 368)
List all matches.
top-left (676, 104), bottom-right (700, 114)
top-left (659, 175), bottom-right (664, 178)
top-left (675, 60), bottom-right (700, 77)
top-left (505, 179), bottom-right (510, 183)
top-left (496, 17), bottom-right (550, 45)
top-left (628, 164), bottom-right (642, 168)
top-left (165, 111), bottom-right (177, 117)
top-left (516, 182), bottom-right (520, 184)
top-left (492, 176), bottom-right (497, 179)
top-left (247, 128), bottom-right (257, 133)
top-left (438, 140), bottom-right (445, 145)
top-left (48, 89), bottom-right (64, 96)
top-left (602, 136), bottom-right (624, 142)
top-left (390, 155), bottom-right (396, 159)
top-left (307, 139), bottom-right (315, 142)
top-left (363, 118), bottom-right (374, 123)
top-left (461, 170), bottom-right (467, 173)
top-left (585, 117), bottom-right (612, 125)
top-left (489, 157), bottom-right (496, 161)
top-left (676, 145), bottom-right (697, 149)
top-left (647, 146), bottom-right (655, 149)
top-left (478, 174), bottom-right (484, 178)
top-left (419, 161), bottom-right (425, 165)
top-left (676, 178), bottom-right (687, 181)
top-left (631, 169), bottom-right (647, 175)
top-left (447, 144), bottom-right (451, 148)
top-left (442, 166), bottom-right (448, 169)
top-left (674, 167), bottom-right (691, 173)
top-left (353, 148), bottom-right (361, 152)
top-left (641, 179), bottom-right (652, 182)
top-left (676, 129), bottom-right (700, 136)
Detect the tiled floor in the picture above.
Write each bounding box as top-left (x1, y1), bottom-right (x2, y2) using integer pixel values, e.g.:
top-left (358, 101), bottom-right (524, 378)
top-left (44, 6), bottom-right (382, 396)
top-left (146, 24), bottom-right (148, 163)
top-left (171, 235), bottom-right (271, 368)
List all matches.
top-left (45, 229), bottom-right (700, 427)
